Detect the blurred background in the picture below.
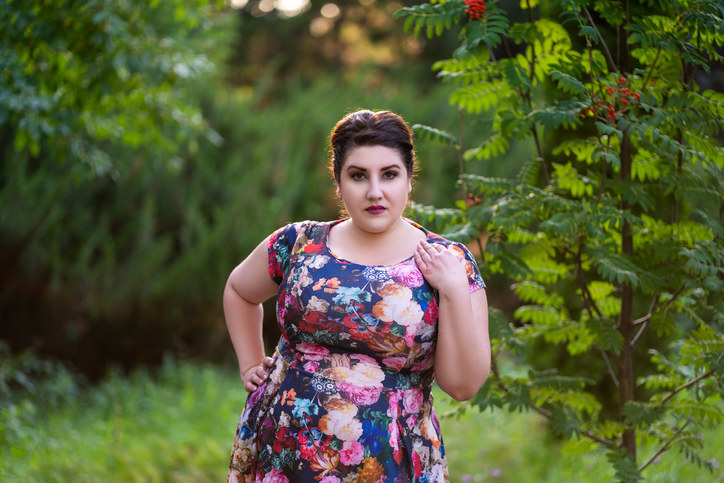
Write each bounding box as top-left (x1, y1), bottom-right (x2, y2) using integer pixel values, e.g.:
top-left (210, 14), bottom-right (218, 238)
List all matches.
top-left (1, 0), bottom-right (721, 481)
top-left (1, 0), bottom-right (528, 379)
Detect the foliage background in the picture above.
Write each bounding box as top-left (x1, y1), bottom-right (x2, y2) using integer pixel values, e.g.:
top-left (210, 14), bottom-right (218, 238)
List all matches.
top-left (1, 0), bottom-right (722, 480)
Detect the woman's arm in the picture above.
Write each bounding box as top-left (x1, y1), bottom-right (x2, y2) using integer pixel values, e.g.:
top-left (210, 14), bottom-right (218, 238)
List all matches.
top-left (223, 236), bottom-right (280, 392)
top-left (414, 240), bottom-right (491, 401)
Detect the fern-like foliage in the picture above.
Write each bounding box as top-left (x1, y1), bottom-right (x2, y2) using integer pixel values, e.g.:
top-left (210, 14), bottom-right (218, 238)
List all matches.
top-left (401, 0), bottom-right (724, 479)
top-left (394, 1), bottom-right (464, 39)
top-left (411, 124), bottom-right (458, 147)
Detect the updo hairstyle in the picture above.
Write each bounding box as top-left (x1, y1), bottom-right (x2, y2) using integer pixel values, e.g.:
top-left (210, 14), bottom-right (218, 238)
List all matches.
top-left (329, 110), bottom-right (416, 184)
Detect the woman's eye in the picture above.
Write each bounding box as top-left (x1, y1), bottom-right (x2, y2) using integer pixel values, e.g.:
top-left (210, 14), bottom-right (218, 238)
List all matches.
top-left (350, 172), bottom-right (365, 181)
top-left (382, 171), bottom-right (398, 179)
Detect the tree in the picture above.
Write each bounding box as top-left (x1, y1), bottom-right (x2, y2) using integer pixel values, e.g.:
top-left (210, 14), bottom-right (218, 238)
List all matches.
top-left (0, 0), bottom-right (228, 374)
top-left (0, 0), bottom-right (476, 375)
top-left (397, 0), bottom-right (724, 480)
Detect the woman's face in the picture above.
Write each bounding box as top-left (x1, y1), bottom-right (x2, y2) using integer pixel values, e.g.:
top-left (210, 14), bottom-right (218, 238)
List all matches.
top-left (336, 145), bottom-right (412, 235)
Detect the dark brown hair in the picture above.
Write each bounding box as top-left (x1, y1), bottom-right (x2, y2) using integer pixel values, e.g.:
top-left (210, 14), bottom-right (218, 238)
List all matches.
top-left (329, 110), bottom-right (415, 183)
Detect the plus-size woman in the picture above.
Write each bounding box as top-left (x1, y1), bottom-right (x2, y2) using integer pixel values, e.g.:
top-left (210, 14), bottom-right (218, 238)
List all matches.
top-left (224, 110), bottom-right (490, 482)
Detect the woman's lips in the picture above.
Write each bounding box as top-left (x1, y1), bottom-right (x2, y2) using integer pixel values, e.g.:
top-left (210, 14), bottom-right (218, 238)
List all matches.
top-left (365, 205), bottom-right (386, 214)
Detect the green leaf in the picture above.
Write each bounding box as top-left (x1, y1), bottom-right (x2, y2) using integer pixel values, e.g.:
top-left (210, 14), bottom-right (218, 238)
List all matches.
top-left (588, 246), bottom-right (660, 292)
top-left (540, 212), bottom-right (579, 238)
top-left (595, 121), bottom-right (623, 142)
top-left (513, 281), bottom-right (564, 308)
top-left (412, 124), bottom-right (458, 147)
top-left (622, 401), bottom-right (657, 427)
top-left (466, 133), bottom-right (510, 160)
top-left (514, 305), bottom-right (565, 327)
top-left (586, 317), bottom-right (623, 354)
top-left (395, 2), bottom-right (463, 39)
top-left (551, 405), bottom-right (581, 439)
top-left (607, 447), bottom-right (643, 482)
top-left (550, 70), bottom-right (587, 94)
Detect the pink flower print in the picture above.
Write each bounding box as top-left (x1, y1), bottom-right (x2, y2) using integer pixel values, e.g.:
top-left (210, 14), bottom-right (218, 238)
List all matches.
top-left (296, 342), bottom-right (330, 360)
top-left (319, 477), bottom-right (341, 483)
top-left (261, 468), bottom-right (289, 483)
top-left (303, 361), bottom-right (319, 372)
top-left (350, 353), bottom-right (376, 365)
top-left (405, 414), bottom-right (418, 429)
top-left (382, 356), bottom-right (406, 371)
top-left (386, 391), bottom-right (401, 418)
top-left (388, 419), bottom-right (400, 448)
top-left (404, 325), bottom-right (417, 347)
top-left (403, 388), bottom-right (424, 414)
top-left (339, 440), bottom-right (365, 466)
top-left (339, 382), bottom-right (382, 406)
top-left (387, 262), bottom-right (425, 288)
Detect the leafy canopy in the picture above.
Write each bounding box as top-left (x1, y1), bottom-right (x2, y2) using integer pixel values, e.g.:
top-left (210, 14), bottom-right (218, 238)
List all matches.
top-left (396, 0), bottom-right (723, 480)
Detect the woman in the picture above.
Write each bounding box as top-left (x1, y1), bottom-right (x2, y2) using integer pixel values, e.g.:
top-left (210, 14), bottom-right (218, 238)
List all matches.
top-left (224, 110), bottom-right (490, 482)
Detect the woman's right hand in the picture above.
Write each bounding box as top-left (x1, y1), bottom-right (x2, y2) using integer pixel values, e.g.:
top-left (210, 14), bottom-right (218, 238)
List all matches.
top-left (241, 356), bottom-right (275, 392)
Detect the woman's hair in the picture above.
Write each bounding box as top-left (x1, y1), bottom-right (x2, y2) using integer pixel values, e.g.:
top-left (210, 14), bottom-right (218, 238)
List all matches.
top-left (328, 109), bottom-right (415, 183)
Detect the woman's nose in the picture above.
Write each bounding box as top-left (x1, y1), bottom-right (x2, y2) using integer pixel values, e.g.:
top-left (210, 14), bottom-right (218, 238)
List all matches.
top-left (367, 179), bottom-right (382, 199)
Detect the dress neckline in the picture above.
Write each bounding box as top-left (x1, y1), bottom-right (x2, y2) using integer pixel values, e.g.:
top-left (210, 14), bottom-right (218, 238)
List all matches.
top-left (323, 218), bottom-right (430, 268)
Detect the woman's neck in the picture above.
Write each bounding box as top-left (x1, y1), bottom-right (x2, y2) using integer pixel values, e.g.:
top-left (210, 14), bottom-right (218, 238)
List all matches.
top-left (328, 217), bottom-right (425, 266)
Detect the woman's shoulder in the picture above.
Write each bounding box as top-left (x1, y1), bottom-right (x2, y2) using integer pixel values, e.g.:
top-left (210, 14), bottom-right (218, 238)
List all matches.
top-left (420, 226), bottom-right (486, 289)
top-left (421, 228), bottom-right (462, 249)
top-left (269, 220), bottom-right (331, 245)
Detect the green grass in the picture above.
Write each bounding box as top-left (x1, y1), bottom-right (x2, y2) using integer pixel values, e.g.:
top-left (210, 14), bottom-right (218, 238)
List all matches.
top-left (435, 392), bottom-right (723, 483)
top-left (1, 360), bottom-right (721, 482)
top-left (2, 359), bottom-right (245, 482)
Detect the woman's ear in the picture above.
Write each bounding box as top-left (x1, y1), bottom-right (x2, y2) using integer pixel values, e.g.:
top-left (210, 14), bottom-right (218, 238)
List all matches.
top-left (336, 183), bottom-right (341, 197)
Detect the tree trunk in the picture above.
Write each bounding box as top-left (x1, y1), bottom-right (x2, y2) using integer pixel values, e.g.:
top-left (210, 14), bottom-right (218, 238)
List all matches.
top-left (617, 0), bottom-right (637, 465)
top-left (618, 130), bottom-right (636, 462)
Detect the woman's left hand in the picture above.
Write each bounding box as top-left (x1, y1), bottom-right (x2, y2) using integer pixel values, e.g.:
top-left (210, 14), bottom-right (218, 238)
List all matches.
top-left (413, 241), bottom-right (469, 293)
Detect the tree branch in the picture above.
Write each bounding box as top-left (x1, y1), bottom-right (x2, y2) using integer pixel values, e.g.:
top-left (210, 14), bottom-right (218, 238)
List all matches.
top-left (594, 344), bottom-right (619, 388)
top-left (458, 107), bottom-right (466, 199)
top-left (638, 417), bottom-right (692, 473)
top-left (491, 361), bottom-right (614, 447)
top-left (583, 7), bottom-right (618, 73)
top-left (631, 295), bottom-right (659, 348)
top-left (658, 369), bottom-right (716, 407)
top-left (573, 245), bottom-right (603, 319)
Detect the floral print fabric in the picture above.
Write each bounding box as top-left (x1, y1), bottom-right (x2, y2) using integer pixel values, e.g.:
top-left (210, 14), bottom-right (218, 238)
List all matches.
top-left (228, 219), bottom-right (484, 483)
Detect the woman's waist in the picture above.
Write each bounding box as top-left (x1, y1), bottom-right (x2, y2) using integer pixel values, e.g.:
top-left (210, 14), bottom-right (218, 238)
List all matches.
top-left (275, 344), bottom-right (434, 392)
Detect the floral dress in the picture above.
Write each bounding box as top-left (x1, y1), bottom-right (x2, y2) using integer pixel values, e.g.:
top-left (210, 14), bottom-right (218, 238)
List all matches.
top-left (228, 219), bottom-right (485, 483)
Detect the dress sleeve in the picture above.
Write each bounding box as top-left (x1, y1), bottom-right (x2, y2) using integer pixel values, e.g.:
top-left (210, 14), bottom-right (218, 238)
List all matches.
top-left (267, 222), bottom-right (304, 285)
top-left (452, 242), bottom-right (486, 293)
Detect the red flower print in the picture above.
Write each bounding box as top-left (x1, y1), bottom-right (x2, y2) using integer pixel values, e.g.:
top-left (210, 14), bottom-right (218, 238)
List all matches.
top-left (412, 451), bottom-right (422, 478)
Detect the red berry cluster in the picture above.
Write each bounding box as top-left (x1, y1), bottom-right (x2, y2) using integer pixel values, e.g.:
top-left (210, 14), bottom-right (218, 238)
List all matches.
top-left (581, 77), bottom-right (641, 120)
top-left (466, 192), bottom-right (482, 206)
top-left (463, 0), bottom-right (486, 20)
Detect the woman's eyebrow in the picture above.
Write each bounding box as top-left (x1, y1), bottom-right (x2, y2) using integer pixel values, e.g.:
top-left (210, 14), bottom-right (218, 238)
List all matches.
top-left (344, 164), bottom-right (402, 171)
